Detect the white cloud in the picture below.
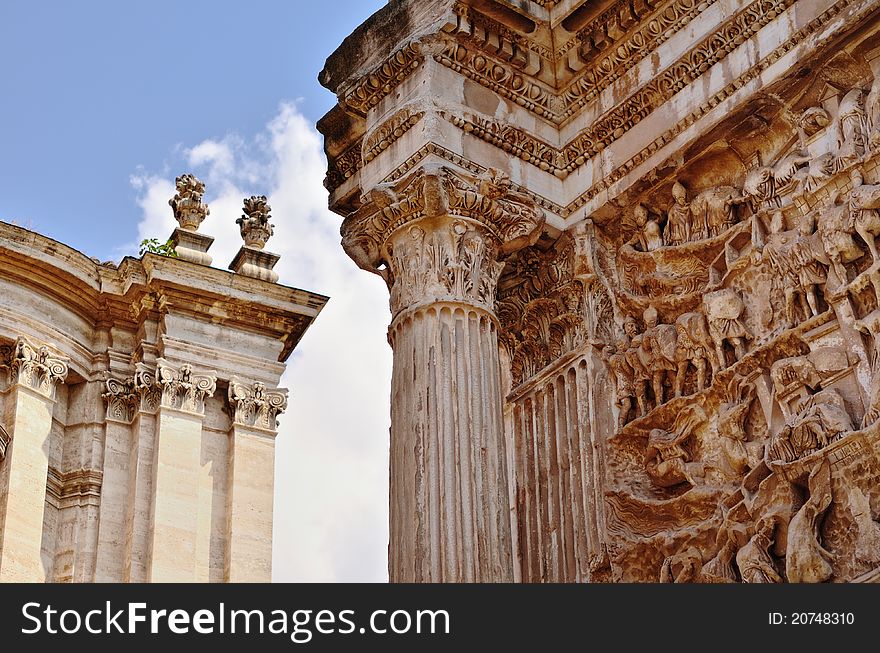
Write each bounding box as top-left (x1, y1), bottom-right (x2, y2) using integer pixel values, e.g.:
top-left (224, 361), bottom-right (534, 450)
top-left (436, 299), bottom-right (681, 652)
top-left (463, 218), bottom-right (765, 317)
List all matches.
top-left (129, 102), bottom-right (392, 582)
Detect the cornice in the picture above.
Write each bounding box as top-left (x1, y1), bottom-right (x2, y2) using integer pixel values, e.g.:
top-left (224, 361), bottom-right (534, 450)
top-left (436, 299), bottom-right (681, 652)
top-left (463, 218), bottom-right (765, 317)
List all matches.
top-left (0, 221), bottom-right (328, 362)
top-left (329, 0), bottom-right (869, 225)
top-left (46, 467), bottom-right (103, 504)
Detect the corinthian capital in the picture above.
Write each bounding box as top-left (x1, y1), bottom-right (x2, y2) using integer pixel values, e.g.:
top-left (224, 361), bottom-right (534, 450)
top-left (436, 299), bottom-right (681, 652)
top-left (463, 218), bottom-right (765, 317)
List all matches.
top-left (341, 165), bottom-right (545, 315)
top-left (156, 359), bottom-right (217, 414)
top-left (102, 376), bottom-right (139, 423)
top-left (4, 337), bottom-right (69, 399)
top-left (228, 377), bottom-right (288, 431)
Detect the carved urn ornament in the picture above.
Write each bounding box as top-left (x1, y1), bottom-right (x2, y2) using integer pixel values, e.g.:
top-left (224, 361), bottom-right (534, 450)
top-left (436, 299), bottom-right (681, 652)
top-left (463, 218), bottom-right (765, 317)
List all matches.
top-left (168, 173), bottom-right (209, 231)
top-left (237, 196), bottom-right (275, 249)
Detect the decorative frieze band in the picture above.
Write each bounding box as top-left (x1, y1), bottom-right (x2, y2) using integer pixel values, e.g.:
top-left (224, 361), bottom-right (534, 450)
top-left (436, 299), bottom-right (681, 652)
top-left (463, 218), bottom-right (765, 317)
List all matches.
top-left (367, 0), bottom-right (861, 219)
top-left (228, 377), bottom-right (288, 431)
top-left (342, 42), bottom-right (424, 116)
top-left (558, 0), bottom-right (717, 121)
top-left (327, 0), bottom-right (841, 200)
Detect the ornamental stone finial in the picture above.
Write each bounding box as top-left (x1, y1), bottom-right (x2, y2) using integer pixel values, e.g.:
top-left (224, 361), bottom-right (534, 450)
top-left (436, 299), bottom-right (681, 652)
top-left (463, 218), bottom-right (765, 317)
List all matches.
top-left (169, 173), bottom-right (210, 232)
top-left (167, 173), bottom-right (215, 266)
top-left (237, 196), bottom-right (275, 250)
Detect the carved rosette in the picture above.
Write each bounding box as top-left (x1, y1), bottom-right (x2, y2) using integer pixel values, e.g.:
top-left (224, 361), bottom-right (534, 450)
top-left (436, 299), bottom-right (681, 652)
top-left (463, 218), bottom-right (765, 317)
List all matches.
top-left (155, 360), bottom-right (217, 415)
top-left (228, 377), bottom-right (288, 432)
top-left (237, 196), bottom-right (275, 250)
top-left (4, 337), bottom-right (69, 399)
top-left (341, 165), bottom-right (545, 318)
top-left (169, 173), bottom-right (209, 231)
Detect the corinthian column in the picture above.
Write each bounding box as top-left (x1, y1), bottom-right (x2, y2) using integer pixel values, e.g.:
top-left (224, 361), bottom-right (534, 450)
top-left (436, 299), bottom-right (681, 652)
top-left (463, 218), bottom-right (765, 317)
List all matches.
top-left (342, 164), bottom-right (544, 582)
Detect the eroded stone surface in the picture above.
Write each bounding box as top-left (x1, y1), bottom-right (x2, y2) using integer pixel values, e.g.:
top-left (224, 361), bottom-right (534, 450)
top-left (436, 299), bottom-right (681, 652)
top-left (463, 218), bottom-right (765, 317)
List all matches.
top-left (322, 0), bottom-right (880, 583)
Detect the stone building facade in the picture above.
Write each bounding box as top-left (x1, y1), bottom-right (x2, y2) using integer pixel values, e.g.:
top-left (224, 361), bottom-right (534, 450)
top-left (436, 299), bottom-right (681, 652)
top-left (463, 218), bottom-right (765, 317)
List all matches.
top-left (0, 177), bottom-right (327, 582)
top-left (320, 0), bottom-right (880, 582)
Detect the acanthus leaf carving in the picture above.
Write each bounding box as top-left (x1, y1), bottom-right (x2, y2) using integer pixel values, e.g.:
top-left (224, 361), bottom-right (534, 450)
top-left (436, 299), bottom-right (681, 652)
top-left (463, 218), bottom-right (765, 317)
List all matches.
top-left (342, 165), bottom-right (544, 316)
top-left (228, 377), bottom-right (288, 431)
top-left (102, 376), bottom-right (139, 424)
top-left (6, 337), bottom-right (69, 399)
top-left (155, 359), bottom-right (217, 415)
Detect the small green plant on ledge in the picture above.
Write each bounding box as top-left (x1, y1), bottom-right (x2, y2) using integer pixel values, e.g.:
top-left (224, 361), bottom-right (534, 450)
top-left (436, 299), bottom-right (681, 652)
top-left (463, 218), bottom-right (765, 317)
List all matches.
top-left (139, 238), bottom-right (178, 258)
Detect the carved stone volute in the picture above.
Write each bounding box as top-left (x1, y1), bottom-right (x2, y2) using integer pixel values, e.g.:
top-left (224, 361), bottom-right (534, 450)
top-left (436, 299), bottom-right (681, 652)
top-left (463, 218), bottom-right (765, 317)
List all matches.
top-left (228, 377), bottom-right (289, 432)
top-left (341, 165), bottom-right (545, 317)
top-left (155, 359), bottom-right (217, 415)
top-left (5, 337), bottom-right (69, 399)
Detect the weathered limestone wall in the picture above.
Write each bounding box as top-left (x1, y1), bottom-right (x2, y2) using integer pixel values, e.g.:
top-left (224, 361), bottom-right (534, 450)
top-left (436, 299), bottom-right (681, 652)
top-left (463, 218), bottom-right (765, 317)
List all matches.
top-left (322, 0), bottom-right (880, 583)
top-left (0, 181), bottom-right (327, 582)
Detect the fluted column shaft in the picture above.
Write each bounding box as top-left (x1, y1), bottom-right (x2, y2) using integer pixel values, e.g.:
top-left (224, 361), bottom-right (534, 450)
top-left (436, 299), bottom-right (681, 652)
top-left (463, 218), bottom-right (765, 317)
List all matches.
top-left (389, 299), bottom-right (510, 582)
top-left (343, 165), bottom-right (544, 582)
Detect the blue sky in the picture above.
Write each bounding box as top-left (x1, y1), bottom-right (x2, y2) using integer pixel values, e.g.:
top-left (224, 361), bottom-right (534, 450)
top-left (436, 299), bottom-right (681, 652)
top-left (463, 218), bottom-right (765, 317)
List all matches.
top-left (0, 0), bottom-right (383, 259)
top-left (1, 1), bottom-right (393, 582)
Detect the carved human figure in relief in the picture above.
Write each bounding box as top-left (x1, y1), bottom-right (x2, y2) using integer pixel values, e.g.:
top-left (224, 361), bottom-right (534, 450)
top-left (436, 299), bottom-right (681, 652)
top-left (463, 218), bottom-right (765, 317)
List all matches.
top-left (604, 342), bottom-right (635, 429)
top-left (790, 213), bottom-right (827, 318)
top-left (642, 306), bottom-right (677, 407)
top-left (710, 376), bottom-right (758, 480)
top-left (743, 150), bottom-right (811, 211)
top-left (768, 388), bottom-right (852, 463)
top-left (702, 523), bottom-right (747, 583)
top-left (760, 210), bottom-right (802, 327)
top-left (848, 169), bottom-right (880, 266)
top-left (690, 186), bottom-right (745, 238)
top-left (630, 204), bottom-right (663, 252)
top-left (736, 516), bottom-right (783, 583)
top-left (836, 88), bottom-right (868, 168)
top-left (673, 311), bottom-right (716, 397)
top-left (665, 181), bottom-right (691, 246)
top-left (703, 289), bottom-right (750, 369)
top-left (761, 211), bottom-right (827, 326)
top-left (819, 191), bottom-right (863, 285)
top-left (867, 75), bottom-right (880, 151)
top-left (623, 318), bottom-right (650, 418)
top-left (786, 460), bottom-right (834, 583)
top-left (644, 405), bottom-right (705, 489)
top-left (645, 427), bottom-right (698, 489)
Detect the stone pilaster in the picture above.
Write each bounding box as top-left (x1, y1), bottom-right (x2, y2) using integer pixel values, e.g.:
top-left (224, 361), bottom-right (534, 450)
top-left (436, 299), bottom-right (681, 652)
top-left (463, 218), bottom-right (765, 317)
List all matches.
top-left (123, 364), bottom-right (161, 582)
top-left (225, 377), bottom-right (288, 582)
top-left (146, 359), bottom-right (216, 582)
top-left (0, 337), bottom-right (69, 582)
top-left (94, 375), bottom-right (139, 581)
top-left (342, 164), bottom-right (544, 582)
